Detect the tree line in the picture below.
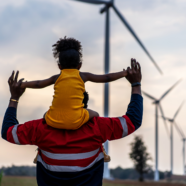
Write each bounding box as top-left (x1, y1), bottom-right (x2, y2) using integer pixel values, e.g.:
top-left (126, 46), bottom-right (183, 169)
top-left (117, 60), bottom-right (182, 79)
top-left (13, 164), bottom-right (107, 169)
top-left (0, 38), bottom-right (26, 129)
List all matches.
top-left (0, 165), bottom-right (171, 180)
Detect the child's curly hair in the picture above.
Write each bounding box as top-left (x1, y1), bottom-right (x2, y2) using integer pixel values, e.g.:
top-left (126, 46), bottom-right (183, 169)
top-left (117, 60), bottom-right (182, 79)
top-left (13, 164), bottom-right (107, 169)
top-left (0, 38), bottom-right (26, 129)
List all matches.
top-left (52, 36), bottom-right (83, 69)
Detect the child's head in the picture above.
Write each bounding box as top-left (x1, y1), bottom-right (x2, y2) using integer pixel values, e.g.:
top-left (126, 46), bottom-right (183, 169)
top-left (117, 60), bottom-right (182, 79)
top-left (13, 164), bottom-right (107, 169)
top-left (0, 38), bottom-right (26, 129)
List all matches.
top-left (52, 36), bottom-right (83, 69)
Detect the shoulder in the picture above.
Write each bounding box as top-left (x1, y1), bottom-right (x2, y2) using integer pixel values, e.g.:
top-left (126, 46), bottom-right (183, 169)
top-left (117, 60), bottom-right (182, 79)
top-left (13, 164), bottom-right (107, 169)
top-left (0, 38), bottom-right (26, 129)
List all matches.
top-left (51, 74), bottom-right (60, 83)
top-left (14, 119), bottom-right (46, 135)
top-left (90, 116), bottom-right (131, 141)
top-left (20, 118), bottom-right (45, 130)
top-left (79, 72), bottom-right (94, 83)
top-left (79, 72), bottom-right (87, 82)
top-left (6, 118), bottom-right (45, 145)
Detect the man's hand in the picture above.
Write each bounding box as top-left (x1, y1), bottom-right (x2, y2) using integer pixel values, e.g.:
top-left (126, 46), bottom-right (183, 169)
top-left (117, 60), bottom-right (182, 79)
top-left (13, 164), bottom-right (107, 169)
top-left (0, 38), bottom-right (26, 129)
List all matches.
top-left (8, 71), bottom-right (26, 100)
top-left (126, 58), bottom-right (142, 84)
top-left (125, 58), bottom-right (142, 95)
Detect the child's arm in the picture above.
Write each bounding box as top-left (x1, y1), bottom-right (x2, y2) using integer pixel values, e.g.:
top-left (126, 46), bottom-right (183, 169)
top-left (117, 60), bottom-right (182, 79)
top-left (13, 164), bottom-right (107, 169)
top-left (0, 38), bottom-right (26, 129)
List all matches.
top-left (21, 74), bottom-right (60, 89)
top-left (80, 70), bottom-right (127, 83)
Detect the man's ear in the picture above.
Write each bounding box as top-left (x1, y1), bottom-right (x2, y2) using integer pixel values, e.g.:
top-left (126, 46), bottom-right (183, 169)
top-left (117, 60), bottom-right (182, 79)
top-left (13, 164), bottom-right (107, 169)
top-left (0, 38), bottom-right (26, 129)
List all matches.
top-left (58, 64), bottom-right (62, 70)
top-left (77, 63), bottom-right (82, 70)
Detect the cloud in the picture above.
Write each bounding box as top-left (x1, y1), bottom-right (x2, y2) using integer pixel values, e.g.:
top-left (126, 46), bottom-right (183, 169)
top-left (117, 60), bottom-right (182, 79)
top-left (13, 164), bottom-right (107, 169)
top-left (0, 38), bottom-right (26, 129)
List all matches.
top-left (0, 1), bottom-right (69, 58)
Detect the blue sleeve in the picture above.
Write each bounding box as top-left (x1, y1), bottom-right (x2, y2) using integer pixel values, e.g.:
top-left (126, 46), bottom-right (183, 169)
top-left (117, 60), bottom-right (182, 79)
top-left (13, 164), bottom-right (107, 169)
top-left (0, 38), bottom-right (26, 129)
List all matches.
top-left (126, 94), bottom-right (143, 130)
top-left (1, 107), bottom-right (19, 140)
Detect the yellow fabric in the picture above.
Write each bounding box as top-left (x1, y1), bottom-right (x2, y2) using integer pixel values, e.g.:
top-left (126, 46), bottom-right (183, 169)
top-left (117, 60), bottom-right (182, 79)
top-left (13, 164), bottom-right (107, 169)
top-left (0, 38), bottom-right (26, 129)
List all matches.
top-left (45, 69), bottom-right (89, 129)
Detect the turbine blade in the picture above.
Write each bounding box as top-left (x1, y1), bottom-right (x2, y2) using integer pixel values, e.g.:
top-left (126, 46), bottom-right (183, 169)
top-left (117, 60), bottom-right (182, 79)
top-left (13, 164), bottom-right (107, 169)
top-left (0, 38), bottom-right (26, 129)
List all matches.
top-left (174, 121), bottom-right (185, 139)
top-left (159, 104), bottom-right (169, 137)
top-left (178, 124), bottom-right (186, 139)
top-left (142, 91), bottom-right (156, 101)
top-left (112, 5), bottom-right (162, 75)
top-left (159, 79), bottom-right (182, 101)
top-left (73, 0), bottom-right (109, 5)
top-left (173, 101), bottom-right (184, 120)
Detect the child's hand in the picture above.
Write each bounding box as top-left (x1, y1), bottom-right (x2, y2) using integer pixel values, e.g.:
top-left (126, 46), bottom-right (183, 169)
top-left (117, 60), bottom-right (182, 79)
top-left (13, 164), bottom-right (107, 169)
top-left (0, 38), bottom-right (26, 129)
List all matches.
top-left (20, 81), bottom-right (27, 89)
top-left (123, 69), bottom-right (128, 77)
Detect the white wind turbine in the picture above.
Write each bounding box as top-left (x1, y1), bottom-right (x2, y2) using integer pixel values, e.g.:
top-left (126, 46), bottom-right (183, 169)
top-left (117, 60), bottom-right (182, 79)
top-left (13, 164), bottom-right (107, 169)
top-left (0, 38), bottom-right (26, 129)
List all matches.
top-left (142, 79), bottom-right (181, 181)
top-left (164, 101), bottom-right (184, 175)
top-left (72, 0), bottom-right (163, 178)
top-left (173, 122), bottom-right (186, 174)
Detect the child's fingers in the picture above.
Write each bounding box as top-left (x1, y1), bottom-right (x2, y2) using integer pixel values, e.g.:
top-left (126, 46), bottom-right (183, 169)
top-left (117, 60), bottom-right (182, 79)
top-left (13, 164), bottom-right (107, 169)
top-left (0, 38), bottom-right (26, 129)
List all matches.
top-left (127, 66), bottom-right (132, 74)
top-left (123, 69), bottom-right (128, 76)
top-left (17, 78), bottom-right (25, 87)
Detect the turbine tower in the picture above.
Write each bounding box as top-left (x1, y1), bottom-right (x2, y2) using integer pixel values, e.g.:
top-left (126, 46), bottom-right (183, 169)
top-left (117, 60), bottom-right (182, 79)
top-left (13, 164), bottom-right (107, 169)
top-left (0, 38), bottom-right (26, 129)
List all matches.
top-left (172, 118), bottom-right (186, 175)
top-left (73, 0), bottom-right (163, 178)
top-left (143, 79), bottom-right (181, 181)
top-left (164, 101), bottom-right (184, 175)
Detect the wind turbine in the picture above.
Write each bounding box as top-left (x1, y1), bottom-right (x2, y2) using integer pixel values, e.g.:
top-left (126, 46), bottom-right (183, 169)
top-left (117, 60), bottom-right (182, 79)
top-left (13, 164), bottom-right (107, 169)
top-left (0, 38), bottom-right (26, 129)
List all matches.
top-left (72, 0), bottom-right (163, 178)
top-left (73, 0), bottom-right (162, 74)
top-left (170, 115), bottom-right (186, 175)
top-left (173, 122), bottom-right (186, 175)
top-left (164, 101), bottom-right (184, 175)
top-left (142, 79), bottom-right (181, 181)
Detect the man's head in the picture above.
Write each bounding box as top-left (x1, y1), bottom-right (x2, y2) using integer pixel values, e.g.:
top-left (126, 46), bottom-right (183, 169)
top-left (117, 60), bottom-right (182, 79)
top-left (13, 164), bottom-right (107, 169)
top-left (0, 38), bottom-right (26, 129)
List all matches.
top-left (83, 91), bottom-right (89, 109)
top-left (52, 36), bottom-right (83, 70)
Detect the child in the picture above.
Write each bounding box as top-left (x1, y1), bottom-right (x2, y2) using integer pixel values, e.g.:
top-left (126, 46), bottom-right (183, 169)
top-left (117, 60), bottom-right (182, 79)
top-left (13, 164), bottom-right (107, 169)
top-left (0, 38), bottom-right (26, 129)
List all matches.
top-left (21, 36), bottom-right (128, 162)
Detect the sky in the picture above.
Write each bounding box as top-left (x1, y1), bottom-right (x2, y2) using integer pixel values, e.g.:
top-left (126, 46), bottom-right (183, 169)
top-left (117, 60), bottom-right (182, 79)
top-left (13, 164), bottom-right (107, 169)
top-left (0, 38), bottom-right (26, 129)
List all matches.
top-left (0, 0), bottom-right (186, 175)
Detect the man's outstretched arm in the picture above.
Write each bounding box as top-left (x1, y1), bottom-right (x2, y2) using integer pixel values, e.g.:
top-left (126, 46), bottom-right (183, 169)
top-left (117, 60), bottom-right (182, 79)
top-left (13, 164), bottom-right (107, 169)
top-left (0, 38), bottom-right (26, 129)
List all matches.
top-left (1, 71), bottom-right (39, 145)
top-left (124, 58), bottom-right (142, 132)
top-left (1, 71), bottom-right (24, 140)
top-left (96, 59), bottom-right (143, 142)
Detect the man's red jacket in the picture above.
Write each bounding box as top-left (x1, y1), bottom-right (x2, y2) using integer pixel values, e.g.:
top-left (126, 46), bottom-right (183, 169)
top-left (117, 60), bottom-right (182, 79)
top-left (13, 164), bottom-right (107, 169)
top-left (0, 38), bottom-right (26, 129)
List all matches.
top-left (1, 94), bottom-right (143, 186)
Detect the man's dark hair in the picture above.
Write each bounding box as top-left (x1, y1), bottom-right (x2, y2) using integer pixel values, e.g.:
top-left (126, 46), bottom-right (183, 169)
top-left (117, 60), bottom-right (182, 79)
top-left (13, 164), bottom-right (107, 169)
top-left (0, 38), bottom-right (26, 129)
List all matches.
top-left (83, 92), bottom-right (89, 109)
top-left (52, 36), bottom-right (83, 69)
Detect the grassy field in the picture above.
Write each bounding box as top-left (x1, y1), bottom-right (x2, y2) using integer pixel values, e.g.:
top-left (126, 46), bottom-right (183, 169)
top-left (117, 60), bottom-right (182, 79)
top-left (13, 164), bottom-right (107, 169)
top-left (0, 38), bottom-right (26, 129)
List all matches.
top-left (1, 176), bottom-right (37, 186)
top-left (103, 179), bottom-right (186, 186)
top-left (1, 176), bottom-right (186, 186)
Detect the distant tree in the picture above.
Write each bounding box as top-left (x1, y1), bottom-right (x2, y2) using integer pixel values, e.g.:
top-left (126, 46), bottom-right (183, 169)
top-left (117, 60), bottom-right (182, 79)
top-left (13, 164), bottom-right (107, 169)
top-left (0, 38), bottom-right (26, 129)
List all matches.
top-left (110, 167), bottom-right (139, 180)
top-left (129, 135), bottom-right (152, 182)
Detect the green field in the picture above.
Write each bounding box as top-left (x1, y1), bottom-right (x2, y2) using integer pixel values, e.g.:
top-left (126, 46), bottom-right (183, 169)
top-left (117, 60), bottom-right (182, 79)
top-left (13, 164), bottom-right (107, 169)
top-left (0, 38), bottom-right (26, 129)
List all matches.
top-left (1, 176), bottom-right (186, 186)
top-left (1, 176), bottom-right (37, 186)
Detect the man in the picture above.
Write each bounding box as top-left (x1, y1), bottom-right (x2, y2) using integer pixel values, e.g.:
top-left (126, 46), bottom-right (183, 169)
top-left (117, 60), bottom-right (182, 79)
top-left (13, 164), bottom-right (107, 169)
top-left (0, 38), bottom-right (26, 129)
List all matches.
top-left (1, 59), bottom-right (143, 186)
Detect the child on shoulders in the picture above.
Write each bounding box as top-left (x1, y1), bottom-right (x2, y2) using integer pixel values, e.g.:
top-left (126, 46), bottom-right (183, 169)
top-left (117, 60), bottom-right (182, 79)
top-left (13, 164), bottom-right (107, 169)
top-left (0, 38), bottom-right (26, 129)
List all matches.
top-left (21, 36), bottom-right (128, 162)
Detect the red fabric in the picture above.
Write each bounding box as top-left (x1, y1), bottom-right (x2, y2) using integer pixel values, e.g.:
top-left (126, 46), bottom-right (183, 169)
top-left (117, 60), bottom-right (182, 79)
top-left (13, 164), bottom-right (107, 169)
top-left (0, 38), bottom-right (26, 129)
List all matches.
top-left (38, 148), bottom-right (102, 167)
top-left (6, 115), bottom-right (134, 167)
top-left (7, 126), bottom-right (15, 144)
top-left (95, 117), bottom-right (123, 142)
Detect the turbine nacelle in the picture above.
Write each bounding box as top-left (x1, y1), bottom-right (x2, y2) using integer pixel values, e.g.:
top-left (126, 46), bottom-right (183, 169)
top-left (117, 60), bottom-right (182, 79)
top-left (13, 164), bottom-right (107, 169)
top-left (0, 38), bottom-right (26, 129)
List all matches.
top-left (152, 100), bottom-right (159, 104)
top-left (100, 1), bottom-right (113, 14)
top-left (73, 0), bottom-right (163, 74)
top-left (168, 119), bottom-right (174, 123)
